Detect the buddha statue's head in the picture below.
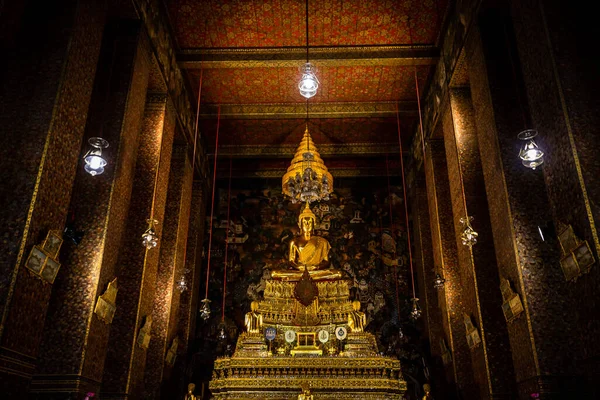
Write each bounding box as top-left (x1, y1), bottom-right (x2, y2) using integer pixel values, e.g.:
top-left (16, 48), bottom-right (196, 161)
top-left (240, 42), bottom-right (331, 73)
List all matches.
top-left (298, 203), bottom-right (317, 236)
top-left (250, 300), bottom-right (259, 312)
top-left (352, 300), bottom-right (362, 311)
top-left (187, 383), bottom-right (195, 393)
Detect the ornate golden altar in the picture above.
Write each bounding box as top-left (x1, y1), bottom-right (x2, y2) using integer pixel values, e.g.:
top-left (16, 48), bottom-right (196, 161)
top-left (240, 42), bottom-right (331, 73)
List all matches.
top-left (209, 280), bottom-right (406, 399)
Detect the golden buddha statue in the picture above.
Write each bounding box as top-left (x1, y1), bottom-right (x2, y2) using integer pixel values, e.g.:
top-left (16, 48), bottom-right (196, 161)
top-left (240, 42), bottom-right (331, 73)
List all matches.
top-left (244, 300), bottom-right (263, 334)
top-left (271, 203), bottom-right (342, 281)
top-left (347, 300), bottom-right (367, 332)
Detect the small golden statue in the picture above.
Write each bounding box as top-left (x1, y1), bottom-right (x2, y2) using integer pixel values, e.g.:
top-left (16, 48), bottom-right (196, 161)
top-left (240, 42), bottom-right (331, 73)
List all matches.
top-left (298, 388), bottom-right (314, 400)
top-left (422, 383), bottom-right (433, 399)
top-left (272, 203), bottom-right (342, 281)
top-left (347, 300), bottom-right (367, 332)
top-left (184, 383), bottom-right (197, 400)
top-left (244, 301), bottom-right (263, 334)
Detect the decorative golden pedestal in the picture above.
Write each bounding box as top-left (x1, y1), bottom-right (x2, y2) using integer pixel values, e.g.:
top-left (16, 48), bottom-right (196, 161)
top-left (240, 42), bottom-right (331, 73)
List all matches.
top-left (210, 280), bottom-right (407, 400)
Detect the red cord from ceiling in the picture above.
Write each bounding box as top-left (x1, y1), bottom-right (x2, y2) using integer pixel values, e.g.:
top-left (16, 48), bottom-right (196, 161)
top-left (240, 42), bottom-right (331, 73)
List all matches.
top-left (396, 102), bottom-right (417, 300)
top-left (222, 157), bottom-right (232, 321)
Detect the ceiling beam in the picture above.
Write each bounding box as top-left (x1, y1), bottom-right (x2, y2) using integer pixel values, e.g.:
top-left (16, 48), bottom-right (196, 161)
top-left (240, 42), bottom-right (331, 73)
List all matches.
top-left (178, 45), bottom-right (439, 69)
top-left (199, 101), bottom-right (417, 119)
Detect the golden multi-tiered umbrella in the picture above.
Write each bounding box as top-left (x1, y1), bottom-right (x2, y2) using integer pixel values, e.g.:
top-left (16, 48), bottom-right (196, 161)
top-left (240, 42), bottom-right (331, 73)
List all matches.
top-left (282, 124), bottom-right (333, 204)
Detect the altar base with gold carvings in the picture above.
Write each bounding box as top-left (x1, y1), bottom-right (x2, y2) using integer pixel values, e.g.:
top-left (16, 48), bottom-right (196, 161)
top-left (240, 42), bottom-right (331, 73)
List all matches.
top-left (209, 279), bottom-right (406, 399)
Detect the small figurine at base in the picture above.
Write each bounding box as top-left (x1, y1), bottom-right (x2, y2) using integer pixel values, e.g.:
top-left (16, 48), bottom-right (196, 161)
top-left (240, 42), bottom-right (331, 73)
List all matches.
top-left (298, 388), bottom-right (314, 400)
top-left (347, 300), bottom-right (367, 332)
top-left (184, 383), bottom-right (197, 400)
top-left (422, 383), bottom-right (433, 399)
top-left (244, 300), bottom-right (263, 333)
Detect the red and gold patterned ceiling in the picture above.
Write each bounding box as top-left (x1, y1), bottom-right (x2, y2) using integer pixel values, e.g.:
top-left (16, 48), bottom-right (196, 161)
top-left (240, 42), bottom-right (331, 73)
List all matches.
top-left (166, 0), bottom-right (446, 48)
top-left (163, 0), bottom-right (448, 176)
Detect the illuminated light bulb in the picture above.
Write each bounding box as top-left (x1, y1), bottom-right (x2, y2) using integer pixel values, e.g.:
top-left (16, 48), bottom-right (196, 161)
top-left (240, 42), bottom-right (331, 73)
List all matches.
top-left (518, 129), bottom-right (544, 170)
top-left (83, 137), bottom-right (109, 176)
top-left (298, 63), bottom-right (319, 98)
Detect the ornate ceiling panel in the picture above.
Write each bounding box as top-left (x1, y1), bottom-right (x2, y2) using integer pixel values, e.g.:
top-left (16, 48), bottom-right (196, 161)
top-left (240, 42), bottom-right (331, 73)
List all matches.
top-left (199, 116), bottom-right (414, 148)
top-left (187, 65), bottom-right (430, 104)
top-left (166, 0), bottom-right (446, 49)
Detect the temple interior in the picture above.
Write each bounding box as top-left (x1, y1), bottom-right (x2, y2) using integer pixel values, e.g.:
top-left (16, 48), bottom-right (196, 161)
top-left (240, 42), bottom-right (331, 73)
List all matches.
top-left (1, 0), bottom-right (599, 399)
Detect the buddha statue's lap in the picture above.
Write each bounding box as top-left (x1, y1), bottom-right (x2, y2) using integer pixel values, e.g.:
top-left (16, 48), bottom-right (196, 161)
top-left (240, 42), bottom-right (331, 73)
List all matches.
top-left (271, 203), bottom-right (342, 282)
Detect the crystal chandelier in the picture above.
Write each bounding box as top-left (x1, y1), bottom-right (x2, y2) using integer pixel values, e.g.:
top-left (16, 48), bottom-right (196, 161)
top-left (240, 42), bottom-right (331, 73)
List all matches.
top-left (433, 273), bottom-right (446, 289)
top-left (282, 125), bottom-right (333, 204)
top-left (410, 298), bottom-right (422, 321)
top-left (141, 219), bottom-right (159, 249)
top-left (518, 129), bottom-right (544, 169)
top-left (83, 137), bottom-right (109, 176)
top-left (459, 216), bottom-right (478, 247)
top-left (199, 298), bottom-right (211, 320)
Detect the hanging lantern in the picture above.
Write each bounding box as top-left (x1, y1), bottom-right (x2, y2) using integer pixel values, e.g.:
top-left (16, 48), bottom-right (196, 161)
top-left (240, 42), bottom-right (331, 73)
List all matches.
top-left (298, 62), bottom-right (319, 99)
top-left (83, 137), bottom-right (109, 176)
top-left (217, 324), bottom-right (227, 341)
top-left (518, 129), bottom-right (544, 170)
top-left (199, 298), bottom-right (211, 320)
top-left (459, 216), bottom-right (478, 247)
top-left (141, 219), bottom-right (159, 249)
top-left (410, 298), bottom-right (422, 321)
top-left (176, 275), bottom-right (188, 293)
top-left (433, 273), bottom-right (446, 289)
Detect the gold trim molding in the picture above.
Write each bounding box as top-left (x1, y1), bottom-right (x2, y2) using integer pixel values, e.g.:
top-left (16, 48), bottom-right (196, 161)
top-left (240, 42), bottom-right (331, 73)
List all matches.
top-left (200, 101), bottom-right (417, 120)
top-left (218, 143), bottom-right (401, 158)
top-left (179, 45), bottom-right (439, 69)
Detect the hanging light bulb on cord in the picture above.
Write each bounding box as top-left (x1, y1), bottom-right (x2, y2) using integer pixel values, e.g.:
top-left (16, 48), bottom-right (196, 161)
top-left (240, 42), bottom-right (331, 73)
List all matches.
top-left (141, 219), bottom-right (159, 249)
top-left (199, 298), bottom-right (211, 320)
top-left (410, 298), bottom-right (422, 321)
top-left (299, 63), bottom-right (319, 99)
top-left (83, 137), bottom-right (109, 176)
top-left (518, 129), bottom-right (544, 169)
top-left (433, 273), bottom-right (446, 289)
top-left (298, 0), bottom-right (318, 98)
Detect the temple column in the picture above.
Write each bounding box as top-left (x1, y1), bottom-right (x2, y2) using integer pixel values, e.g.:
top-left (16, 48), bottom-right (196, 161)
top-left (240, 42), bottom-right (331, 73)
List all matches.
top-left (411, 169), bottom-right (452, 399)
top-left (442, 87), bottom-right (516, 399)
top-left (511, 1), bottom-right (600, 396)
top-left (169, 182), bottom-right (206, 399)
top-left (144, 145), bottom-right (194, 399)
top-left (28, 20), bottom-right (151, 398)
top-left (465, 4), bottom-right (583, 397)
top-left (0, 0), bottom-right (106, 396)
top-left (424, 139), bottom-right (478, 399)
top-left (100, 96), bottom-right (176, 399)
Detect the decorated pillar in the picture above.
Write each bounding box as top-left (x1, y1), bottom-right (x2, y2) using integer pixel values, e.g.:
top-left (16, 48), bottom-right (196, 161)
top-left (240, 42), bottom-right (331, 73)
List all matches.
top-left (144, 145), bottom-right (194, 399)
top-left (443, 88), bottom-right (516, 399)
top-left (0, 0), bottom-right (106, 396)
top-left (465, 3), bottom-right (584, 397)
top-left (29, 20), bottom-right (151, 399)
top-left (100, 96), bottom-right (176, 399)
top-left (411, 168), bottom-right (452, 399)
top-left (424, 139), bottom-right (478, 399)
top-left (170, 181), bottom-right (206, 398)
